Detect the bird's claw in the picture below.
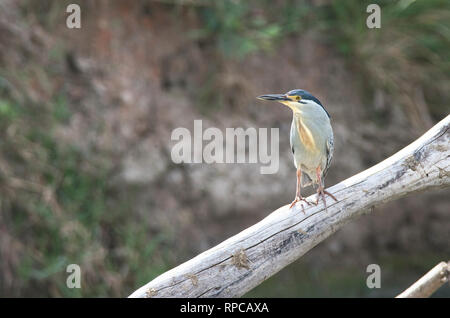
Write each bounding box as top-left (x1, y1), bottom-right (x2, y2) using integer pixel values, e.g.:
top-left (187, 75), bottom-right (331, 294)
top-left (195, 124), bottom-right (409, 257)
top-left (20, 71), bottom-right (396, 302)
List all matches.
top-left (315, 190), bottom-right (338, 205)
top-left (315, 189), bottom-right (338, 213)
top-left (289, 196), bottom-right (310, 213)
top-left (323, 190), bottom-right (338, 202)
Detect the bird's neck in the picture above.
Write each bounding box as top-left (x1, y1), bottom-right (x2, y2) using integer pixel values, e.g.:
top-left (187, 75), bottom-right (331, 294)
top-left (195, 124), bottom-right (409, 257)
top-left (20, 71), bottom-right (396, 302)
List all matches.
top-left (292, 112), bottom-right (317, 152)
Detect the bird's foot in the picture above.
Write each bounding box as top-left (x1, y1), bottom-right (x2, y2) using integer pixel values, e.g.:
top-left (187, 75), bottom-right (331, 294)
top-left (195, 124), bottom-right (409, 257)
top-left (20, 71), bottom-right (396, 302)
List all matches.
top-left (315, 190), bottom-right (338, 205)
top-left (323, 190), bottom-right (338, 202)
top-left (315, 189), bottom-right (338, 212)
top-left (289, 196), bottom-right (311, 213)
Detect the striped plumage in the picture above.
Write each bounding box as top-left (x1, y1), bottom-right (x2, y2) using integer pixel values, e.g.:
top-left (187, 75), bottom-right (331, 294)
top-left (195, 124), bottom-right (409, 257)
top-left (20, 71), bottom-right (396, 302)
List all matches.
top-left (258, 89), bottom-right (337, 210)
top-left (288, 90), bottom-right (333, 187)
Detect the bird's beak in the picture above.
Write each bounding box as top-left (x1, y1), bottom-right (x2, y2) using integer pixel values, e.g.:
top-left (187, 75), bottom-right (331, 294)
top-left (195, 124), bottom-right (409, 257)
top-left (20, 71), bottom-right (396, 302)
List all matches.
top-left (257, 94), bottom-right (290, 101)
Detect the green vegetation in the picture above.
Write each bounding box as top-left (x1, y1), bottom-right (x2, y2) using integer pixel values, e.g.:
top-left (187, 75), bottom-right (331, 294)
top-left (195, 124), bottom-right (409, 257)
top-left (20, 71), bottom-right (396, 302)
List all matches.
top-left (0, 72), bottom-right (170, 297)
top-left (321, 0), bottom-right (450, 125)
top-left (192, 0), bottom-right (449, 124)
top-left (192, 0), bottom-right (310, 58)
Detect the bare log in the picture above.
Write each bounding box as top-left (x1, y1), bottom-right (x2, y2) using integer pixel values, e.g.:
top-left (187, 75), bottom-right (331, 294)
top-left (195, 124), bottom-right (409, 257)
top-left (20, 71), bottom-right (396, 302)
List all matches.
top-left (129, 115), bottom-right (450, 298)
top-left (396, 261), bottom-right (449, 298)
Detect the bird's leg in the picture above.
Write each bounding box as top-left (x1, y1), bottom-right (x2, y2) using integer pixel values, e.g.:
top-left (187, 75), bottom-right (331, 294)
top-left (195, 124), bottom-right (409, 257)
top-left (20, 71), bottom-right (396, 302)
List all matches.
top-left (315, 166), bottom-right (338, 210)
top-left (289, 168), bottom-right (310, 212)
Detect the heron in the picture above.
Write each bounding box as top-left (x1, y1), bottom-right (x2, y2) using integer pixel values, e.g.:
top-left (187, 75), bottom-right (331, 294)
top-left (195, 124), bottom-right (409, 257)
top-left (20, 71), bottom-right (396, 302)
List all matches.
top-left (258, 89), bottom-right (337, 211)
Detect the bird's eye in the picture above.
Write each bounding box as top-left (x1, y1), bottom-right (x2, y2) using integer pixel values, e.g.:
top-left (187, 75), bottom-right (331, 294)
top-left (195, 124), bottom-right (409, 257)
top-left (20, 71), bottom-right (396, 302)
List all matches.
top-left (295, 96), bottom-right (300, 101)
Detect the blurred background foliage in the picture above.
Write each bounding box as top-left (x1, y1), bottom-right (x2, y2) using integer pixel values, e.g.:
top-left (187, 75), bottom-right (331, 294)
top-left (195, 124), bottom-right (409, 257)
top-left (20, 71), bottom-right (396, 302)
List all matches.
top-left (0, 0), bottom-right (449, 297)
top-left (193, 0), bottom-right (450, 126)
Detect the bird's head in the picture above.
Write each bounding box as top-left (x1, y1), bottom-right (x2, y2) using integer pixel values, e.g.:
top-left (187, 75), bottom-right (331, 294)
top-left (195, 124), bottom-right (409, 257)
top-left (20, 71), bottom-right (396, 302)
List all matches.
top-left (257, 89), bottom-right (330, 118)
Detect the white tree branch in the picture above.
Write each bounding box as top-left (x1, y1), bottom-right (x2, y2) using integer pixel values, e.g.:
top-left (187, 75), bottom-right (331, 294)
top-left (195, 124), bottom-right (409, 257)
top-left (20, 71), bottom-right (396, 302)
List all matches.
top-left (129, 115), bottom-right (450, 298)
top-left (396, 261), bottom-right (449, 298)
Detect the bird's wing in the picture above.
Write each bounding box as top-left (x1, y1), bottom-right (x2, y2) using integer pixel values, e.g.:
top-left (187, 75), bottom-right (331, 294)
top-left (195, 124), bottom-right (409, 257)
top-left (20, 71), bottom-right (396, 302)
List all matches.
top-left (290, 117), bottom-right (297, 156)
top-left (322, 133), bottom-right (334, 180)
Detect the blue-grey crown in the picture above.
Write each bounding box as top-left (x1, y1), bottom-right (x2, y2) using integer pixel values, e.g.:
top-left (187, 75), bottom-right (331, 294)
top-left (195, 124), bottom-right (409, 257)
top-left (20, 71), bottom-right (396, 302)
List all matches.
top-left (286, 89), bottom-right (330, 118)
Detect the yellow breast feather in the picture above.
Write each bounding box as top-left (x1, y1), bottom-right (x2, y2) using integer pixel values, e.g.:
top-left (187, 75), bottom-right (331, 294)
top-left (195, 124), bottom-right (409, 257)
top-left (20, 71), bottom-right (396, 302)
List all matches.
top-left (295, 116), bottom-right (317, 152)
